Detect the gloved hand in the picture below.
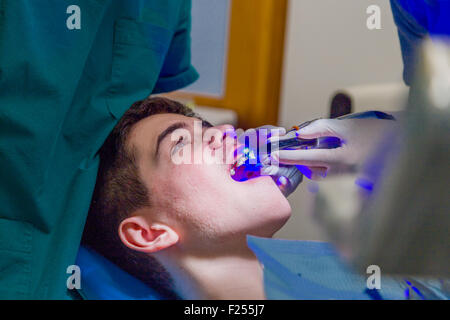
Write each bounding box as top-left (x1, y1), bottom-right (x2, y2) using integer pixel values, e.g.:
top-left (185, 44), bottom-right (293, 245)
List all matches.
top-left (269, 114), bottom-right (398, 179)
top-left (237, 125), bottom-right (303, 196)
top-left (260, 164), bottom-right (303, 197)
top-left (237, 125), bottom-right (286, 146)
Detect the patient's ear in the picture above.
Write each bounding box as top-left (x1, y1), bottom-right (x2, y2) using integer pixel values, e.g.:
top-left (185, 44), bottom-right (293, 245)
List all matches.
top-left (118, 216), bottom-right (179, 253)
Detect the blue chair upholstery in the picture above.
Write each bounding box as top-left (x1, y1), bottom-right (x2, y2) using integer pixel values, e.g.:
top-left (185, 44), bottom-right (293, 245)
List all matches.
top-left (75, 238), bottom-right (448, 300)
top-left (75, 245), bottom-right (165, 300)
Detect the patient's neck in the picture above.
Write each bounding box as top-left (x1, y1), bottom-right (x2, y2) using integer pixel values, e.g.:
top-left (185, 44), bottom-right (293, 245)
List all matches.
top-left (158, 243), bottom-right (265, 300)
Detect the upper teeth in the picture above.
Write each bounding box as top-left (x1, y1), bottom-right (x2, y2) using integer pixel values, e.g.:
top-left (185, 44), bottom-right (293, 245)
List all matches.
top-left (236, 156), bottom-right (247, 167)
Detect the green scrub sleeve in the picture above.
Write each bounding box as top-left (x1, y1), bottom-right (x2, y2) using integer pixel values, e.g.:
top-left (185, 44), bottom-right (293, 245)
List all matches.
top-left (152, 0), bottom-right (199, 93)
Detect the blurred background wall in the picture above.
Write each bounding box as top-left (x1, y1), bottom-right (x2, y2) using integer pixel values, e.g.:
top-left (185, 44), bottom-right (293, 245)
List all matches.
top-left (274, 0), bottom-right (404, 240)
top-left (183, 0), bottom-right (230, 97)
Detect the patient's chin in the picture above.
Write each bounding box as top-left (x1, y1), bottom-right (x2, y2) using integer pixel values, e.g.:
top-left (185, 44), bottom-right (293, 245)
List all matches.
top-left (270, 201), bottom-right (291, 235)
top-left (272, 192), bottom-right (291, 227)
top-left (251, 197), bottom-right (291, 238)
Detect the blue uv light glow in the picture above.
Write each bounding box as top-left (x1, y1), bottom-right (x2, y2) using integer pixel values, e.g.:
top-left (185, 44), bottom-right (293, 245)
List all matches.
top-left (276, 176), bottom-right (288, 186)
top-left (355, 178), bottom-right (374, 193)
top-left (296, 165), bottom-right (313, 180)
top-left (403, 279), bottom-right (426, 300)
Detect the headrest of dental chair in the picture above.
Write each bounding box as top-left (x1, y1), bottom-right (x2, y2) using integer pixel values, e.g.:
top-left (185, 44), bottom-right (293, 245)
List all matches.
top-left (76, 245), bottom-right (165, 300)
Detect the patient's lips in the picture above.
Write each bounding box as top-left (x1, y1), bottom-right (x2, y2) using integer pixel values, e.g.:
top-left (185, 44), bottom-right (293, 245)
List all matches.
top-left (229, 145), bottom-right (264, 182)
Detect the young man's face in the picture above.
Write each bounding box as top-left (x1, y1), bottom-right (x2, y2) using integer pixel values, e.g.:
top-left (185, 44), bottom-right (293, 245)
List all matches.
top-left (128, 113), bottom-right (291, 250)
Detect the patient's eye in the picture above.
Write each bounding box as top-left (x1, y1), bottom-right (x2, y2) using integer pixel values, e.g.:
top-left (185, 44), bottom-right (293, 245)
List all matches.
top-left (202, 120), bottom-right (213, 128)
top-left (171, 135), bottom-right (188, 155)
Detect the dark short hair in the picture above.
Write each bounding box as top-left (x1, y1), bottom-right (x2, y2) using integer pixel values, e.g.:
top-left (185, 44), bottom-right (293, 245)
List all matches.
top-left (81, 97), bottom-right (202, 299)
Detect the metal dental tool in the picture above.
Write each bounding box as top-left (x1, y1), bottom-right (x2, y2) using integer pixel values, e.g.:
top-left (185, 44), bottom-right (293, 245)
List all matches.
top-left (229, 110), bottom-right (396, 182)
top-left (230, 124), bottom-right (342, 182)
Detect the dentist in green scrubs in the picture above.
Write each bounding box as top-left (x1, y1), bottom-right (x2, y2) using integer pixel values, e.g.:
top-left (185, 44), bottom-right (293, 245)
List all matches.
top-left (0, 0), bottom-right (198, 299)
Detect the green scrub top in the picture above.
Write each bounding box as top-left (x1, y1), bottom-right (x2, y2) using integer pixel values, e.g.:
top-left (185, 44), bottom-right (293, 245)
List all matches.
top-left (0, 0), bottom-right (198, 299)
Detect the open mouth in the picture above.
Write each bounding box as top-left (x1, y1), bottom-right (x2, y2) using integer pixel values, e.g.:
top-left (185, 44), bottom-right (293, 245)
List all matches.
top-left (229, 145), bottom-right (263, 181)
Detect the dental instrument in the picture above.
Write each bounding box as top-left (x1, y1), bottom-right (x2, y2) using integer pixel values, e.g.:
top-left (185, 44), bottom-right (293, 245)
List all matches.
top-left (230, 125), bottom-right (342, 182)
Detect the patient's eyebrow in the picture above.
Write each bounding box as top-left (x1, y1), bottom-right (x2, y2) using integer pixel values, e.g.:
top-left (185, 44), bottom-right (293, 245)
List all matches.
top-left (155, 121), bottom-right (188, 158)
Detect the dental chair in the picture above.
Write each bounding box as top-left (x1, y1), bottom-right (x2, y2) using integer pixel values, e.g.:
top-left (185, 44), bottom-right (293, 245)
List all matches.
top-left (75, 245), bottom-right (165, 300)
top-left (75, 236), bottom-right (448, 300)
top-left (75, 239), bottom-right (385, 300)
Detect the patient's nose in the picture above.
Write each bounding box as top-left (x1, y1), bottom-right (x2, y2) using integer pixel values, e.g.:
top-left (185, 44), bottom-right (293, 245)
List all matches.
top-left (207, 125), bottom-right (236, 149)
